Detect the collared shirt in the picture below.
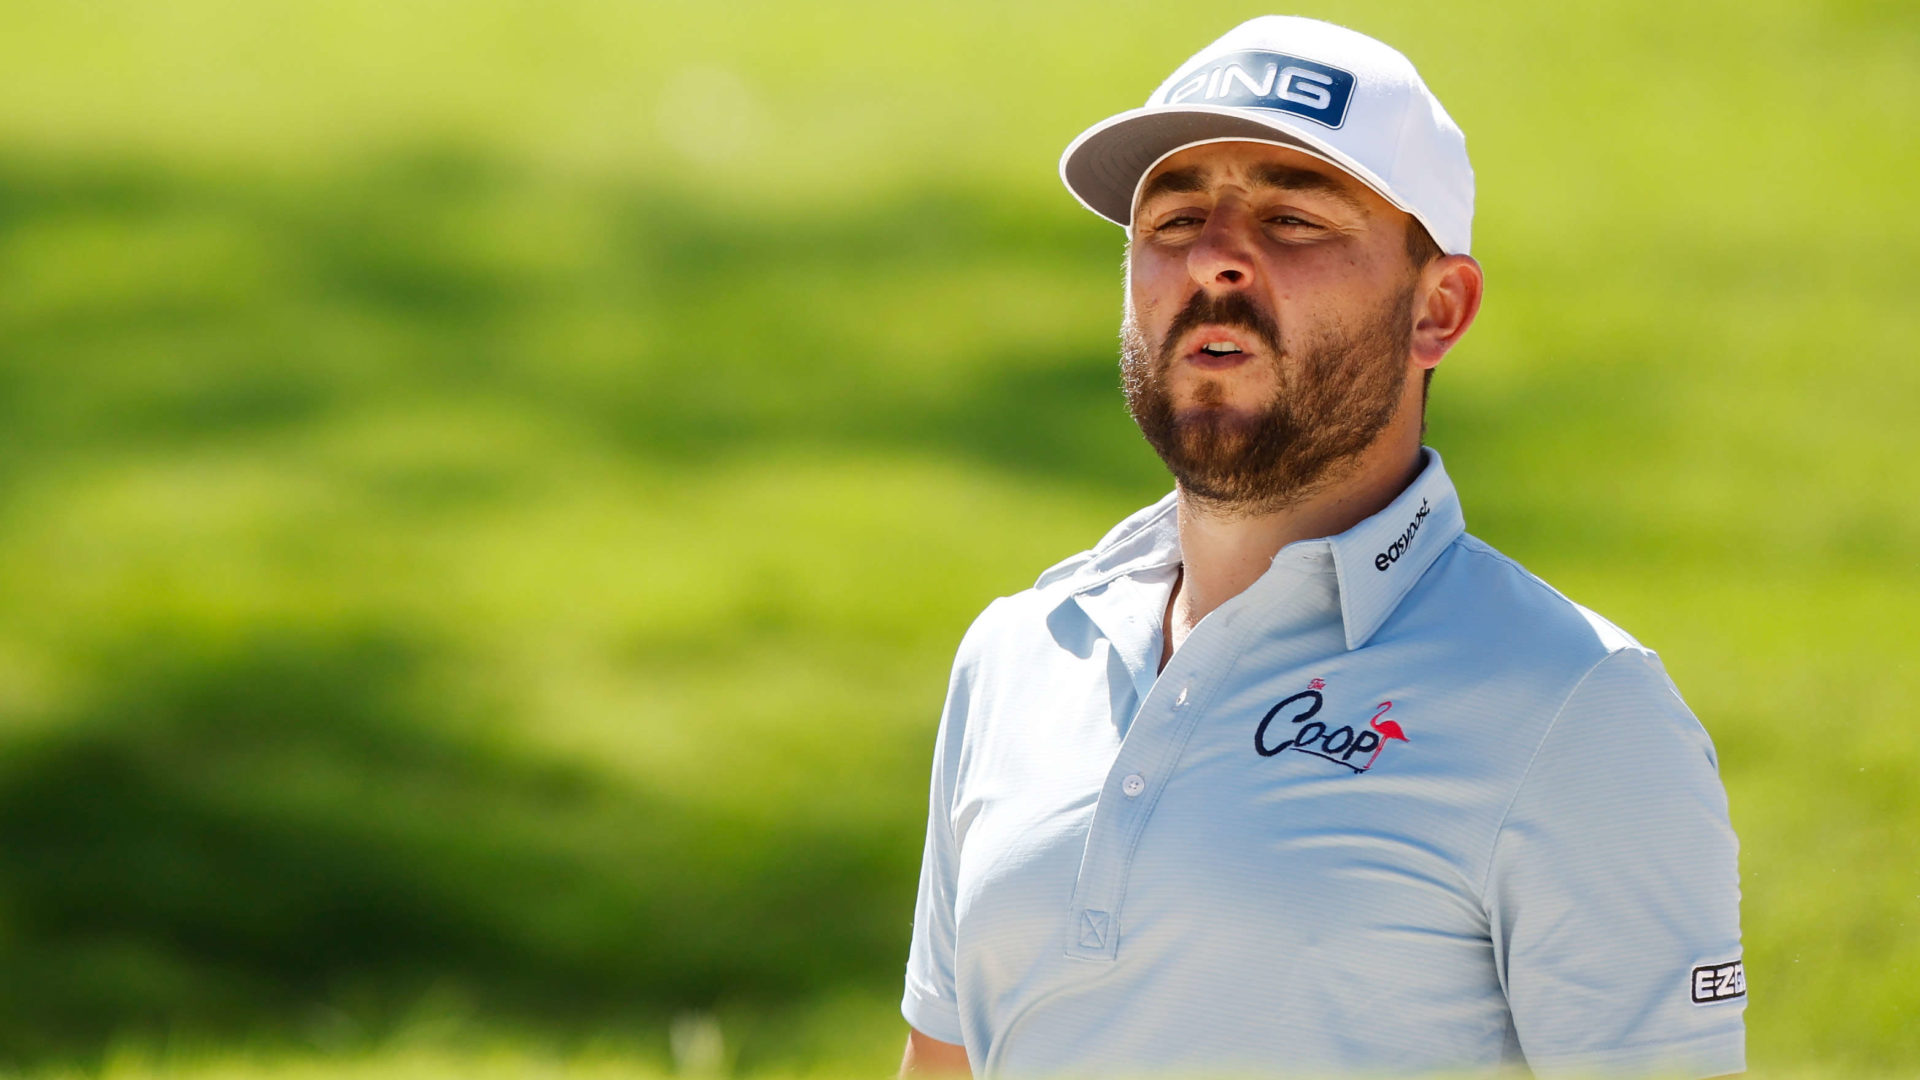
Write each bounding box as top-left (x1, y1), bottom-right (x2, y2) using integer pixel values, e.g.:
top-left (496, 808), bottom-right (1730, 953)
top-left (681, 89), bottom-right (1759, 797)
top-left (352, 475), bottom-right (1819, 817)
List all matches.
top-left (902, 449), bottom-right (1744, 1078)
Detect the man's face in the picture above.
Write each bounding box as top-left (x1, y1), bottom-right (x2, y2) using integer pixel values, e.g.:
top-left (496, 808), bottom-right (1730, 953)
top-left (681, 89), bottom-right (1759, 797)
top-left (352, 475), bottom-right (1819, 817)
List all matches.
top-left (1122, 141), bottom-right (1425, 513)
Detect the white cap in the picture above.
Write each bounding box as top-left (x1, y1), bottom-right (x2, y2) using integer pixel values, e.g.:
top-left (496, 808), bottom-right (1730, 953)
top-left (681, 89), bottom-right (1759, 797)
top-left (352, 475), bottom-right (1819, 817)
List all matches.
top-left (1059, 16), bottom-right (1474, 255)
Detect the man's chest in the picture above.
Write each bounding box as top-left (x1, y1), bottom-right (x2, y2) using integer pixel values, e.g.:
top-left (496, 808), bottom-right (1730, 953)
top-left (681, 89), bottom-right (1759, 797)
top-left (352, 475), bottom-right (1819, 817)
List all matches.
top-left (948, 632), bottom-right (1529, 967)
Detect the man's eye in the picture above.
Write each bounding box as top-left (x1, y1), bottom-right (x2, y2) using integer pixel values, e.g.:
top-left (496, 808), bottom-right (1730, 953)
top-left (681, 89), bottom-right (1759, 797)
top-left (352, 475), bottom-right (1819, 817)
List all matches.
top-left (1156, 215), bottom-right (1203, 230)
top-left (1268, 215), bottom-right (1321, 228)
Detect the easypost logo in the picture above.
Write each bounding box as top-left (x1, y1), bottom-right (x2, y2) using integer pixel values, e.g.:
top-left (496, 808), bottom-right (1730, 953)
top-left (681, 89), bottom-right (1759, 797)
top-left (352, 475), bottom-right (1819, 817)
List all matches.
top-left (1159, 50), bottom-right (1356, 129)
top-left (1374, 498), bottom-right (1430, 572)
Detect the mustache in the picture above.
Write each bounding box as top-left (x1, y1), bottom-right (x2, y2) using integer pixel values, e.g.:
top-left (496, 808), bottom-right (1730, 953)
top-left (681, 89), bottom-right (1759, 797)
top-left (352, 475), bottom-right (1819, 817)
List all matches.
top-left (1157, 290), bottom-right (1283, 363)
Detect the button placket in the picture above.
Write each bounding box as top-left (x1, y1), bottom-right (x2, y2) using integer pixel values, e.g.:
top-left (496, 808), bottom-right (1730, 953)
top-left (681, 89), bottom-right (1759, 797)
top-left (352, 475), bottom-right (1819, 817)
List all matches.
top-left (1064, 607), bottom-right (1254, 963)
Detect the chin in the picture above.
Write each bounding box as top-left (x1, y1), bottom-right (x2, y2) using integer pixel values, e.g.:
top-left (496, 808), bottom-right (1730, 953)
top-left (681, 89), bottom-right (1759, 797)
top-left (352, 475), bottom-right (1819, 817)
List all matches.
top-left (1173, 404), bottom-right (1268, 438)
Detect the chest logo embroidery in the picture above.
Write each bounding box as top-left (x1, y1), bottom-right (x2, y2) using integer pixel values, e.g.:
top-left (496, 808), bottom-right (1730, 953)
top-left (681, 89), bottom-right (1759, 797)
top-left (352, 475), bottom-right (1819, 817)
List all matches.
top-left (1254, 683), bottom-right (1409, 773)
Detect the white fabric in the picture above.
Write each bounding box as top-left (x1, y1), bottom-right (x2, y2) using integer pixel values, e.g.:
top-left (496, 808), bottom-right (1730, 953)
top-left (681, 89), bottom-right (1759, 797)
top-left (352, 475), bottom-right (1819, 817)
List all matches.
top-left (1059, 16), bottom-right (1475, 254)
top-left (903, 449), bottom-right (1744, 1078)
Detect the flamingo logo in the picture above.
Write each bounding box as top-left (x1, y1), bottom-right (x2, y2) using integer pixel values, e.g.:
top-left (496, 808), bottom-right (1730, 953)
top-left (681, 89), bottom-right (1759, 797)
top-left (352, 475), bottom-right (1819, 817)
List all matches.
top-left (1365, 701), bottom-right (1409, 770)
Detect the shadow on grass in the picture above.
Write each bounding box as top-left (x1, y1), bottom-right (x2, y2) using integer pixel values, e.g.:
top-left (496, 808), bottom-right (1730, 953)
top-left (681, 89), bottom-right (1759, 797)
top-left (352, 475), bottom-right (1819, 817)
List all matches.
top-left (0, 147), bottom-right (1157, 490)
top-left (0, 145), bottom-right (1150, 1068)
top-left (0, 622), bottom-right (912, 1066)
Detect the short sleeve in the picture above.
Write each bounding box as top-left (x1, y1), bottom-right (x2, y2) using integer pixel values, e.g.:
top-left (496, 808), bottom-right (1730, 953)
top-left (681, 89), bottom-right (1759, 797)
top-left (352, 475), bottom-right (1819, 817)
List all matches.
top-left (1486, 648), bottom-right (1745, 1079)
top-left (901, 607), bottom-right (990, 1047)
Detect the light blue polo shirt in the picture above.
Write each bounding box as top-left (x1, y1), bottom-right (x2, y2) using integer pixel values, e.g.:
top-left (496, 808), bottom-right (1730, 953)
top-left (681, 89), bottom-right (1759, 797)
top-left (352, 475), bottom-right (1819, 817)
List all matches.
top-left (903, 449), bottom-right (1744, 1078)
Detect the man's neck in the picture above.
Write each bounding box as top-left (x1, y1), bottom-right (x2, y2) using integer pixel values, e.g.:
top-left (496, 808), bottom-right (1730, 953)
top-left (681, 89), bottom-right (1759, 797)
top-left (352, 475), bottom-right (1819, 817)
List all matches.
top-left (1160, 437), bottom-right (1424, 670)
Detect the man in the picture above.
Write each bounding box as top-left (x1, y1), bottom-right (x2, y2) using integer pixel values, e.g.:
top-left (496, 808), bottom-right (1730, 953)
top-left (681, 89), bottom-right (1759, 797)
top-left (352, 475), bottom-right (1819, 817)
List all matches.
top-left (900, 15), bottom-right (1744, 1080)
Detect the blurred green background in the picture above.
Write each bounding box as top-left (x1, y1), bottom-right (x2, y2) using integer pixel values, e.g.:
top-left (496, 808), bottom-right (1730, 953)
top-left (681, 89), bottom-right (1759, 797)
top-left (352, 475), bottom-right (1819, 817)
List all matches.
top-left (0, 0), bottom-right (1914, 1076)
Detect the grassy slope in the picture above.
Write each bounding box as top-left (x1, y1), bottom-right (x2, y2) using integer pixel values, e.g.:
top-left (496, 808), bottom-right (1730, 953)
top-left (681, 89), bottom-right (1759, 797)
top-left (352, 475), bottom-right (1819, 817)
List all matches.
top-left (0, 0), bottom-right (1913, 1075)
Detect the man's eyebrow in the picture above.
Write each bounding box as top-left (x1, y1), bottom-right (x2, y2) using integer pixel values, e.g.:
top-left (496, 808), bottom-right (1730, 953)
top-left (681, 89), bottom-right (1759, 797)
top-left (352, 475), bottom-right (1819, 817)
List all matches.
top-left (1138, 161), bottom-right (1369, 214)
top-left (1248, 163), bottom-right (1368, 212)
top-left (1137, 167), bottom-right (1207, 206)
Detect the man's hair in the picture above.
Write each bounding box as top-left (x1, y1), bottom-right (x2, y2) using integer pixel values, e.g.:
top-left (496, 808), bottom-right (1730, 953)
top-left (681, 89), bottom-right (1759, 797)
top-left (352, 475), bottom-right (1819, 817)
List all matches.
top-left (1405, 218), bottom-right (1443, 268)
top-left (1407, 220), bottom-right (1442, 405)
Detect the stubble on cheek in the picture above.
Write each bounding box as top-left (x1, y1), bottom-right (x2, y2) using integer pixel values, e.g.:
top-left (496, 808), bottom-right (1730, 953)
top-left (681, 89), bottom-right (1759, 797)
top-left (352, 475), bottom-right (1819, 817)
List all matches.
top-left (1119, 293), bottom-right (1163, 420)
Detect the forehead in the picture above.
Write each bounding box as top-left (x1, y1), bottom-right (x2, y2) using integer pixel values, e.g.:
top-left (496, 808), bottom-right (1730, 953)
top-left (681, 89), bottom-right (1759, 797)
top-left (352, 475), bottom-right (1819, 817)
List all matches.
top-left (1133, 140), bottom-right (1387, 217)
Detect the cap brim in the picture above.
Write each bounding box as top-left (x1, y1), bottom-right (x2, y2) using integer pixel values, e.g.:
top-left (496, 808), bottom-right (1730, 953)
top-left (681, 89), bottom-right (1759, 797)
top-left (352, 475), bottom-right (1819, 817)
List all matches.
top-left (1059, 105), bottom-right (1420, 233)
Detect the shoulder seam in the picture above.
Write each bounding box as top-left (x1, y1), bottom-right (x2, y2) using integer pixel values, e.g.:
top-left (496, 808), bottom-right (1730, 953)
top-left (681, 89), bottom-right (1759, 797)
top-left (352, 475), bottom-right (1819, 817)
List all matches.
top-left (1450, 536), bottom-right (1581, 612)
top-left (1446, 537), bottom-right (1643, 655)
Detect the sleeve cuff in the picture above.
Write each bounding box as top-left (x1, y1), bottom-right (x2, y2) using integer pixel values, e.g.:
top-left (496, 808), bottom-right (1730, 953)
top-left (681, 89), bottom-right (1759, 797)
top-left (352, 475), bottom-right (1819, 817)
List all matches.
top-left (901, 982), bottom-right (966, 1047)
top-left (1527, 1027), bottom-right (1745, 1079)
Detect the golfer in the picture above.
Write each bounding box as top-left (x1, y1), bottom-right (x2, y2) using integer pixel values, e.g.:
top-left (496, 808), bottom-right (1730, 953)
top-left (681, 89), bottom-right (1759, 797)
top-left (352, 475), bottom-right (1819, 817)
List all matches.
top-left (899, 16), bottom-right (1744, 1079)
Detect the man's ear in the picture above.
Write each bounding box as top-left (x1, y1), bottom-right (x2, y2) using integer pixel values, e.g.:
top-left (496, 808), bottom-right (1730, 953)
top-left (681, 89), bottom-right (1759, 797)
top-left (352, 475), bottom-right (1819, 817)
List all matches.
top-left (1410, 254), bottom-right (1483, 370)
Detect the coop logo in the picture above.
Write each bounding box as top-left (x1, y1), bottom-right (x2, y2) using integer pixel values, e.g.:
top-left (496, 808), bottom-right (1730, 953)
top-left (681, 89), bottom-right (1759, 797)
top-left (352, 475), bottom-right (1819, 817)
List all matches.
top-left (1690, 960), bottom-right (1746, 1005)
top-left (1159, 50), bottom-right (1356, 129)
top-left (1254, 679), bottom-right (1409, 772)
top-left (1374, 498), bottom-right (1431, 571)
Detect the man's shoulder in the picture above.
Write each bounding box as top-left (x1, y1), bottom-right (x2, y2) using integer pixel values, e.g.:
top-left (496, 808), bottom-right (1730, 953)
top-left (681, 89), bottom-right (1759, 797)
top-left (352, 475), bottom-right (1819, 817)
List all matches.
top-left (950, 556), bottom-right (1097, 663)
top-left (1407, 530), bottom-right (1657, 681)
top-left (950, 495), bottom-right (1178, 668)
top-left (1404, 532), bottom-right (1707, 766)
top-left (1031, 493), bottom-right (1180, 591)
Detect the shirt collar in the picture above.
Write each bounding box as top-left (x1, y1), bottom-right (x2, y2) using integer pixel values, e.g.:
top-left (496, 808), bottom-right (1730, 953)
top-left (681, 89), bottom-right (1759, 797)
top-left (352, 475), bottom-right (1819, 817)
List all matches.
top-left (1050, 447), bottom-right (1465, 652)
top-left (1324, 447), bottom-right (1465, 650)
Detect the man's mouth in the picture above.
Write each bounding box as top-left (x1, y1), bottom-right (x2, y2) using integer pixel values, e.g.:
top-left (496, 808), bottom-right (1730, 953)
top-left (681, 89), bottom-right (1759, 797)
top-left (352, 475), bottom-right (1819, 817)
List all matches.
top-left (1183, 334), bottom-right (1257, 371)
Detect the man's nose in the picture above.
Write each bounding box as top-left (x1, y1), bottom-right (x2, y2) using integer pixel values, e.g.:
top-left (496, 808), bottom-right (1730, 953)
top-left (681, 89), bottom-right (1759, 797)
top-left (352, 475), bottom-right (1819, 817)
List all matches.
top-left (1188, 207), bottom-right (1258, 290)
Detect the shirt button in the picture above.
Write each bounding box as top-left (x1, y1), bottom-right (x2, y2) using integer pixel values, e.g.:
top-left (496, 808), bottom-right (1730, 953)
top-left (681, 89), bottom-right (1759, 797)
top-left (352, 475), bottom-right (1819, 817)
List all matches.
top-left (1174, 686), bottom-right (1190, 708)
top-left (1121, 773), bottom-right (1146, 798)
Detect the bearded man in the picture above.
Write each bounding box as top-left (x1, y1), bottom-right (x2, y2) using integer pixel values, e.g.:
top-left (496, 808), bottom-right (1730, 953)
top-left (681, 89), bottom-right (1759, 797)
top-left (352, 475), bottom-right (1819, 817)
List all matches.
top-left (898, 16), bottom-right (1744, 1080)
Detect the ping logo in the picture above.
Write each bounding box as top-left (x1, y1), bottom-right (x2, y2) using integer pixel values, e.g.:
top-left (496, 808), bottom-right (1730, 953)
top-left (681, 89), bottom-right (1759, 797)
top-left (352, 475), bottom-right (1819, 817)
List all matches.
top-left (1690, 960), bottom-right (1746, 1005)
top-left (1160, 50), bottom-right (1356, 129)
top-left (1374, 498), bottom-right (1431, 572)
top-left (1255, 687), bottom-right (1409, 773)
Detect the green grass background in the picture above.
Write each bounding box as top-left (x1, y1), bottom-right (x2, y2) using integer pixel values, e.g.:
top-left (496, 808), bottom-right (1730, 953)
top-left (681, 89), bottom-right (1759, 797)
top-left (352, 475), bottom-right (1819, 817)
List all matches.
top-left (0, 0), bottom-right (1913, 1076)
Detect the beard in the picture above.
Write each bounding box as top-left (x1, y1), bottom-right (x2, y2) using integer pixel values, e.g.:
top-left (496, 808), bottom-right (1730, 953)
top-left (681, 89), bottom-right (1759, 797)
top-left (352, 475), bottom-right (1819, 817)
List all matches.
top-left (1121, 283), bottom-right (1415, 516)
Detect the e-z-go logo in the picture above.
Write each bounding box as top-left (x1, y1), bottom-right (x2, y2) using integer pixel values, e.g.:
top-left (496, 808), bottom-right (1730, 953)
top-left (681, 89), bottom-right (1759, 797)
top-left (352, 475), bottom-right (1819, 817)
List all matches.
top-left (1254, 682), bottom-right (1408, 772)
